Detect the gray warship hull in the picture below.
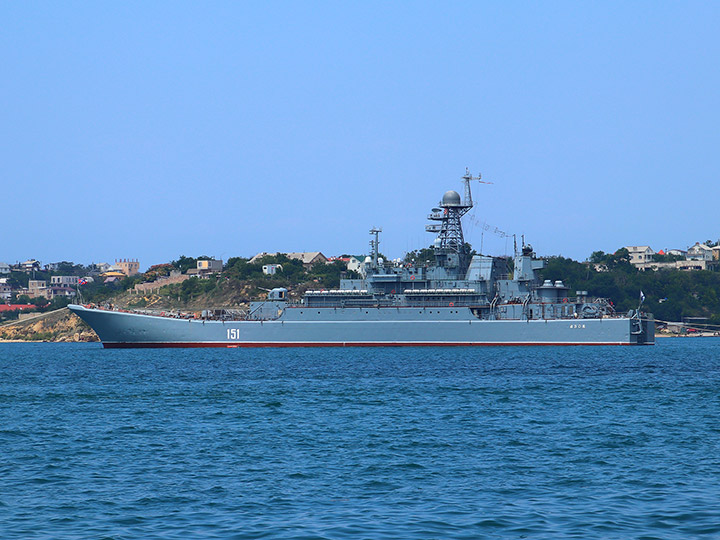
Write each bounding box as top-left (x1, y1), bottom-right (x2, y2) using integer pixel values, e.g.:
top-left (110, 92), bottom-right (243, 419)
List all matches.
top-left (71, 169), bottom-right (655, 348)
top-left (68, 304), bottom-right (655, 347)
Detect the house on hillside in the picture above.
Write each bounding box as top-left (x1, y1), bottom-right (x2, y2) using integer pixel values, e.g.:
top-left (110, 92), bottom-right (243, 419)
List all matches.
top-left (197, 259), bottom-right (223, 277)
top-left (286, 252), bottom-right (327, 268)
top-left (115, 259), bottom-right (140, 276)
top-left (49, 286), bottom-right (76, 299)
top-left (89, 262), bottom-right (114, 275)
top-left (667, 249), bottom-right (687, 258)
top-left (19, 260), bottom-right (41, 273)
top-left (27, 280), bottom-right (48, 299)
top-left (51, 276), bottom-right (79, 287)
top-left (687, 242), bottom-right (714, 261)
top-left (249, 252), bottom-right (279, 264)
top-left (625, 246), bottom-right (655, 267)
top-left (0, 281), bottom-right (12, 301)
top-left (0, 262), bottom-right (10, 275)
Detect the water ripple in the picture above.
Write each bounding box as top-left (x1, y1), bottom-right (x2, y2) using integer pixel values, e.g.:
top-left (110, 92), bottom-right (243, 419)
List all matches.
top-left (2, 340), bottom-right (720, 538)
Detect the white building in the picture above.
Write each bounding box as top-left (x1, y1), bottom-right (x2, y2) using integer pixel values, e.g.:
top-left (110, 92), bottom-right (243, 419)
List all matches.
top-left (687, 242), bottom-right (714, 261)
top-left (667, 249), bottom-right (687, 258)
top-left (0, 281), bottom-right (11, 301)
top-left (262, 264), bottom-right (283, 275)
top-left (51, 276), bottom-right (79, 287)
top-left (0, 262), bottom-right (10, 274)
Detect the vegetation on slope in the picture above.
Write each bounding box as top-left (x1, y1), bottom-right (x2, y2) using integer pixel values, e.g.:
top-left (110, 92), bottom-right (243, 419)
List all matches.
top-left (540, 249), bottom-right (720, 324)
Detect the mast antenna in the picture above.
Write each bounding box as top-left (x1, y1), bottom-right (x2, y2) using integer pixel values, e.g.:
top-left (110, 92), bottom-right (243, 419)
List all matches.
top-left (462, 167), bottom-right (493, 207)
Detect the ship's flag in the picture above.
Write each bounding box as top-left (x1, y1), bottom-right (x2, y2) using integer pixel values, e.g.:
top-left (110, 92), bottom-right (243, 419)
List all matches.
top-left (79, 278), bottom-right (88, 286)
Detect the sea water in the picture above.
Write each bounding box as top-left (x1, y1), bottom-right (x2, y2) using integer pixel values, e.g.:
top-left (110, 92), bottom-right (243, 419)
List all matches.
top-left (1, 339), bottom-right (720, 539)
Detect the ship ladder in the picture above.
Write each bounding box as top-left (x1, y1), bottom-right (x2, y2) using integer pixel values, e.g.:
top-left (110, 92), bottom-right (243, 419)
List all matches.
top-left (522, 294), bottom-right (531, 320)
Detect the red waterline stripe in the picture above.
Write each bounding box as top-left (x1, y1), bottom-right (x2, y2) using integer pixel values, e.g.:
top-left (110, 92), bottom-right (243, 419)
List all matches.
top-left (102, 341), bottom-right (637, 349)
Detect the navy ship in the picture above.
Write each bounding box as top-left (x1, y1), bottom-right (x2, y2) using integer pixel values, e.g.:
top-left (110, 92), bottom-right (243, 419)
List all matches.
top-left (69, 170), bottom-right (654, 347)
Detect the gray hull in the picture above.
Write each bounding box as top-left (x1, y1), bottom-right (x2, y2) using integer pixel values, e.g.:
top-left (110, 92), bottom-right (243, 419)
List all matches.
top-left (69, 305), bottom-right (655, 348)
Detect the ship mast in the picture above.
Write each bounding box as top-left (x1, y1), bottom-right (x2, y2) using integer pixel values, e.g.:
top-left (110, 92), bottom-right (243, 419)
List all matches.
top-left (369, 227), bottom-right (382, 268)
top-left (426, 168), bottom-right (491, 272)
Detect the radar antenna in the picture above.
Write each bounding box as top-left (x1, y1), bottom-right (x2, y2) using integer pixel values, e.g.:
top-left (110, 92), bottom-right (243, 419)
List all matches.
top-left (425, 168), bottom-right (493, 272)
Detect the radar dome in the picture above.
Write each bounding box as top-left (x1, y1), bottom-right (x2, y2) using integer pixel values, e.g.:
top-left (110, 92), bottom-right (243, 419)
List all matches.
top-left (442, 190), bottom-right (462, 206)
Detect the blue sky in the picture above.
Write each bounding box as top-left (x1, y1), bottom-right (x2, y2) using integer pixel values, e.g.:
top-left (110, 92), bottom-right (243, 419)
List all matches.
top-left (3, 2), bottom-right (719, 269)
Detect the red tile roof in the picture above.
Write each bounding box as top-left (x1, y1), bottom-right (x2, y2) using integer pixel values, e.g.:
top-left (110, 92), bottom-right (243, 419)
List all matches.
top-left (0, 304), bottom-right (36, 312)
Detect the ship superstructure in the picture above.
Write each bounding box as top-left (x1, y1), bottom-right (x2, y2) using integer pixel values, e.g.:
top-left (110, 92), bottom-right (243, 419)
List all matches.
top-left (69, 169), bottom-right (654, 347)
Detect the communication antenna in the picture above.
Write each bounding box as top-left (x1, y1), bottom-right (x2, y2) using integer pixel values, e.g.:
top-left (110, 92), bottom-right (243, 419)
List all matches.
top-left (461, 167), bottom-right (493, 207)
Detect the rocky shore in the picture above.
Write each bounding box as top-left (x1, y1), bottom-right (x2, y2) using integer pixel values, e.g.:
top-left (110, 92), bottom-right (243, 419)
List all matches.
top-left (0, 308), bottom-right (98, 343)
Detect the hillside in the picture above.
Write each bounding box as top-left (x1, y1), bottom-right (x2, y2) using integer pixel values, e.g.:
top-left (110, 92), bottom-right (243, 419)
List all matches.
top-left (0, 308), bottom-right (98, 343)
top-left (540, 256), bottom-right (720, 325)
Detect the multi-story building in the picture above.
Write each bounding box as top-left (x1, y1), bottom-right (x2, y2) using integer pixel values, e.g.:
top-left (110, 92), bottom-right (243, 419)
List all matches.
top-left (0, 281), bottom-right (12, 301)
top-left (49, 286), bottom-right (76, 299)
top-left (115, 259), bottom-right (140, 276)
top-left (20, 260), bottom-right (41, 273)
top-left (687, 242), bottom-right (714, 261)
top-left (625, 246), bottom-right (655, 267)
top-left (51, 276), bottom-right (79, 287)
top-left (0, 262), bottom-right (10, 275)
top-left (197, 259), bottom-right (223, 277)
top-left (27, 280), bottom-right (48, 299)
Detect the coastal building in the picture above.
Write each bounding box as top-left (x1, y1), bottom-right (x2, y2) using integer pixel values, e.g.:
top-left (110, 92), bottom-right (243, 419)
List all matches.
top-left (49, 286), bottom-right (76, 299)
top-left (115, 259), bottom-right (140, 276)
top-left (286, 252), bottom-right (327, 268)
top-left (687, 242), bottom-right (714, 261)
top-left (713, 246), bottom-right (720, 261)
top-left (197, 259), bottom-right (223, 277)
top-left (51, 276), bottom-right (79, 287)
top-left (0, 262), bottom-right (10, 275)
top-left (249, 252), bottom-right (276, 264)
top-left (90, 262), bottom-right (114, 275)
top-left (666, 249), bottom-right (687, 258)
top-left (675, 259), bottom-right (711, 271)
top-left (625, 246), bottom-right (655, 267)
top-left (27, 280), bottom-right (48, 299)
top-left (0, 281), bottom-right (11, 301)
top-left (19, 260), bottom-right (41, 273)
